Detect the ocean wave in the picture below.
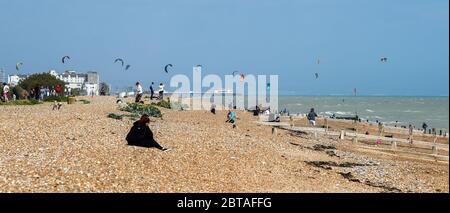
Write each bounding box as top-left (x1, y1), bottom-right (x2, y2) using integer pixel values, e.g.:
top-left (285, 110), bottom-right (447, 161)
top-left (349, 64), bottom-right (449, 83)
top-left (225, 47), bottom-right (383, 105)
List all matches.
top-left (365, 109), bottom-right (375, 113)
top-left (403, 110), bottom-right (421, 113)
top-left (335, 111), bottom-right (352, 115)
top-left (369, 116), bottom-right (384, 119)
top-left (323, 111), bottom-right (352, 116)
top-left (384, 121), bottom-right (404, 124)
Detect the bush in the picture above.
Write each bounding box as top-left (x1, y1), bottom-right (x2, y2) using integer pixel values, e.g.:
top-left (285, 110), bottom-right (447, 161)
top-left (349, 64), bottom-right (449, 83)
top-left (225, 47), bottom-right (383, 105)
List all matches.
top-left (153, 100), bottom-right (171, 109)
top-left (43, 96), bottom-right (69, 102)
top-left (152, 100), bottom-right (189, 110)
top-left (120, 103), bottom-right (162, 118)
top-left (107, 113), bottom-right (140, 121)
top-left (107, 113), bottom-right (123, 120)
top-left (0, 99), bottom-right (41, 105)
top-left (78, 99), bottom-right (91, 104)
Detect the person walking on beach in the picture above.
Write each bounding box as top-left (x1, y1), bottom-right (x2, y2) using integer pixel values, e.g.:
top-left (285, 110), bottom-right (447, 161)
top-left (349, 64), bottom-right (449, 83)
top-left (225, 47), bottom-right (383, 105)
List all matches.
top-left (149, 82), bottom-right (155, 100)
top-left (2, 83), bottom-right (9, 102)
top-left (135, 82), bottom-right (143, 103)
top-left (126, 114), bottom-right (169, 151)
top-left (422, 122), bottom-right (428, 134)
top-left (307, 108), bottom-right (318, 126)
top-left (158, 83), bottom-right (165, 100)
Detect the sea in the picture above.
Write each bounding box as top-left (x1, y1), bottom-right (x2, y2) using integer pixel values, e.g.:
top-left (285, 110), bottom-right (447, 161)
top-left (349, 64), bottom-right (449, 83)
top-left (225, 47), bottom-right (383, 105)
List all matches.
top-left (278, 96), bottom-right (449, 131)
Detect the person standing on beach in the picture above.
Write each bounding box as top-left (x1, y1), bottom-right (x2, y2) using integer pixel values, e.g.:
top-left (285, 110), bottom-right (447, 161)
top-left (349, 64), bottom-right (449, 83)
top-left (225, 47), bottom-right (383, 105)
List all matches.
top-left (422, 122), bottom-right (428, 134)
top-left (158, 83), bottom-right (165, 100)
top-left (149, 82), bottom-right (155, 100)
top-left (2, 83), bottom-right (9, 102)
top-left (135, 82), bottom-right (143, 103)
top-left (307, 108), bottom-right (318, 126)
top-left (39, 86), bottom-right (45, 101)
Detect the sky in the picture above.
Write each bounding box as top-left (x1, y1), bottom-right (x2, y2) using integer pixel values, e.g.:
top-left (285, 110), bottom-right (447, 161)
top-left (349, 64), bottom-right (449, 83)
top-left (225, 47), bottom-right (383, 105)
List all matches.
top-left (0, 0), bottom-right (448, 96)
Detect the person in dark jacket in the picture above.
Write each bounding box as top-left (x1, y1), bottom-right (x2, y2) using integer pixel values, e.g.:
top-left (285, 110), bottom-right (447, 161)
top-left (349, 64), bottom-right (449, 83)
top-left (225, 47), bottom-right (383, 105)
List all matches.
top-left (422, 122), bottom-right (428, 134)
top-left (307, 108), bottom-right (318, 126)
top-left (149, 82), bottom-right (155, 100)
top-left (126, 114), bottom-right (169, 151)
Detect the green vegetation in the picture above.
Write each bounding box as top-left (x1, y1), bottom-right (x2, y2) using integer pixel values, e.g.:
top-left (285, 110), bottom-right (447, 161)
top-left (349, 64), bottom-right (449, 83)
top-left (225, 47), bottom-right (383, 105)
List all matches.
top-left (153, 100), bottom-right (171, 109)
top-left (107, 113), bottom-right (123, 120)
top-left (0, 99), bottom-right (41, 105)
top-left (152, 100), bottom-right (189, 110)
top-left (107, 112), bottom-right (140, 121)
top-left (18, 73), bottom-right (65, 93)
top-left (78, 99), bottom-right (91, 104)
top-left (120, 103), bottom-right (162, 118)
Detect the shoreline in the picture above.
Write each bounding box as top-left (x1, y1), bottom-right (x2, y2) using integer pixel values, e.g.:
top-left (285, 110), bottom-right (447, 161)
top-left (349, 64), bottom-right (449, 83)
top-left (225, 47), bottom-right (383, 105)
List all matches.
top-left (0, 96), bottom-right (448, 192)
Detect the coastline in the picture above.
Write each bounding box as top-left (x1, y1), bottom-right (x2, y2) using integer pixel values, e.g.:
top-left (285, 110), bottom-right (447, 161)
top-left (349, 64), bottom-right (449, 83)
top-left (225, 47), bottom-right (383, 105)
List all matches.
top-left (0, 96), bottom-right (448, 192)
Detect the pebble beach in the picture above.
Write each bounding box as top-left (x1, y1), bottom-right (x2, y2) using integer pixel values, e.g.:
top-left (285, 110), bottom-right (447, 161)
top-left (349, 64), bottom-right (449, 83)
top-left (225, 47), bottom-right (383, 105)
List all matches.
top-left (0, 96), bottom-right (448, 192)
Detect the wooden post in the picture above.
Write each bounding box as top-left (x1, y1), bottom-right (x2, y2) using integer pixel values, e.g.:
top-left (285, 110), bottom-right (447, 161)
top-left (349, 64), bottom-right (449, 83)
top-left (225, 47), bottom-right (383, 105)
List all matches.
top-left (391, 141), bottom-right (397, 150)
top-left (290, 116), bottom-right (294, 128)
top-left (408, 126), bottom-right (414, 144)
top-left (325, 118), bottom-right (329, 134)
top-left (340, 130), bottom-right (345, 140)
top-left (272, 127), bottom-right (277, 136)
top-left (432, 145), bottom-right (438, 155)
top-left (378, 124), bottom-right (383, 137)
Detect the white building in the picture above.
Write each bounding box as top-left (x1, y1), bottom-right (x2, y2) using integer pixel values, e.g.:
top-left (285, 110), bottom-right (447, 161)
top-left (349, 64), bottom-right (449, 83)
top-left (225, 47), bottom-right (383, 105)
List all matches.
top-left (59, 71), bottom-right (87, 91)
top-left (6, 70), bottom-right (100, 95)
top-left (52, 70), bottom-right (100, 95)
top-left (84, 71), bottom-right (100, 96)
top-left (7, 74), bottom-right (30, 86)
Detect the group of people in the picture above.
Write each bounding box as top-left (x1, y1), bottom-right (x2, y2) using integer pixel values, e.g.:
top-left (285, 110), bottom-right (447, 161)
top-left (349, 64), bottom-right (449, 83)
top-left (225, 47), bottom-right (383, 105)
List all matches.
top-left (134, 82), bottom-right (165, 103)
top-left (1, 83), bottom-right (63, 103)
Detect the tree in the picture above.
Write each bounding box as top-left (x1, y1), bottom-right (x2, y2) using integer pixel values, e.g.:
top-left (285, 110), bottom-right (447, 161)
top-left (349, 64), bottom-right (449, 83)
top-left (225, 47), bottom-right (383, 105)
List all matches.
top-left (99, 82), bottom-right (110, 96)
top-left (18, 73), bottom-right (66, 95)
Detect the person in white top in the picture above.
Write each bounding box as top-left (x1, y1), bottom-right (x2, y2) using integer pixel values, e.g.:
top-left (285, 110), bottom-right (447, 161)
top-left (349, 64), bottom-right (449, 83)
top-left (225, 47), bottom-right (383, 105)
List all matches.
top-left (2, 83), bottom-right (10, 102)
top-left (135, 82), bottom-right (143, 103)
top-left (158, 83), bottom-right (165, 100)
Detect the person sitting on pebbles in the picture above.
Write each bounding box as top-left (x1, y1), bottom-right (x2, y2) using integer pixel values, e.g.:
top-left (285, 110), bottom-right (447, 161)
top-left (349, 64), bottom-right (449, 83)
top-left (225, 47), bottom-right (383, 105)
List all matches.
top-left (226, 110), bottom-right (236, 128)
top-left (52, 101), bottom-right (62, 110)
top-left (126, 114), bottom-right (170, 151)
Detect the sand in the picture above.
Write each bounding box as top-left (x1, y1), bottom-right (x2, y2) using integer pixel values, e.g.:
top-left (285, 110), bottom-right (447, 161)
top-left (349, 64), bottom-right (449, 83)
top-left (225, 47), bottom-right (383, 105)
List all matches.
top-left (0, 96), bottom-right (448, 192)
